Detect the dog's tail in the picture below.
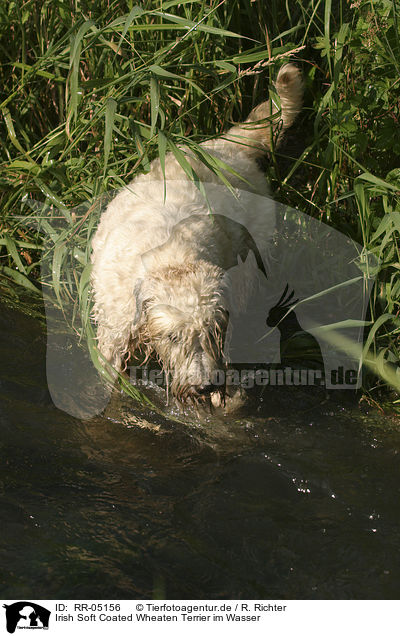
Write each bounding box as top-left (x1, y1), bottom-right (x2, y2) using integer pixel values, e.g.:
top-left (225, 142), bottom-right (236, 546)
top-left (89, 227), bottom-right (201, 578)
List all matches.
top-left (226, 63), bottom-right (304, 157)
top-left (274, 63), bottom-right (304, 131)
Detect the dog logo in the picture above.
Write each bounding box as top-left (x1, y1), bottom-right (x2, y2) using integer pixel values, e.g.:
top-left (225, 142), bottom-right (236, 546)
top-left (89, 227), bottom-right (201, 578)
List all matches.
top-left (3, 602), bottom-right (50, 633)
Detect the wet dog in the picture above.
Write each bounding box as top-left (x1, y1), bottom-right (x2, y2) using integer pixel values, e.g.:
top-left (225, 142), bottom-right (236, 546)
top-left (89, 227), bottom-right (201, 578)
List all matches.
top-left (91, 64), bottom-right (304, 405)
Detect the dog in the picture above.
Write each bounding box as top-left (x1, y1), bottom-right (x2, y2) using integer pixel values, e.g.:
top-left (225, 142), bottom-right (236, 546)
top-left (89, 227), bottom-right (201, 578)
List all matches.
top-left (91, 63), bottom-right (304, 405)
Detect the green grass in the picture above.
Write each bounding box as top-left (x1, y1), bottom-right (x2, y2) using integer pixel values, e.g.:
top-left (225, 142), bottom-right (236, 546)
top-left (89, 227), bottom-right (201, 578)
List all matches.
top-left (1, 0), bottom-right (400, 407)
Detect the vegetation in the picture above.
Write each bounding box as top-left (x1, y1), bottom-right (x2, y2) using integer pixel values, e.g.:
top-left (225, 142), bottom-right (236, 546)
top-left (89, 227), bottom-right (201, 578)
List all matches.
top-left (1, 0), bottom-right (399, 406)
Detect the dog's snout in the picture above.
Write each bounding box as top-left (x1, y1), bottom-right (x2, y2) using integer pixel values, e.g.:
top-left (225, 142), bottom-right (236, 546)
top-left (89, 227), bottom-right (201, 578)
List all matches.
top-left (189, 382), bottom-right (216, 397)
top-left (198, 382), bottom-right (215, 395)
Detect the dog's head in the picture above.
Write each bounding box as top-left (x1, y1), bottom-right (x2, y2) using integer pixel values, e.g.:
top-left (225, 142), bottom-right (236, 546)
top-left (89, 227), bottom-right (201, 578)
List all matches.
top-left (132, 259), bottom-right (229, 402)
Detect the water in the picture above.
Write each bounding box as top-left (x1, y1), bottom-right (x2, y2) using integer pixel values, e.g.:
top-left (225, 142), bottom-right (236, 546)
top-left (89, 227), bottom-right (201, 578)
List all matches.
top-left (0, 301), bottom-right (399, 599)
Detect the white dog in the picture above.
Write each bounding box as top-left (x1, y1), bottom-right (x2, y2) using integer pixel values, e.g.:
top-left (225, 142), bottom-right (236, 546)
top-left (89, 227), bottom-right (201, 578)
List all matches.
top-left (91, 64), bottom-right (304, 403)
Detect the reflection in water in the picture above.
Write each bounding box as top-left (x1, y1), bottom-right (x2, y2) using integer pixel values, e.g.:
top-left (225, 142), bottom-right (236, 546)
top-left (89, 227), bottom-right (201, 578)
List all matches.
top-left (0, 301), bottom-right (399, 599)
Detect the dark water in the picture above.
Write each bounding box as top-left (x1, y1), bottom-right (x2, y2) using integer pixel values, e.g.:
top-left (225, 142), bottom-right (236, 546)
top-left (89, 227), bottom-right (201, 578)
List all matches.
top-left (0, 301), bottom-right (399, 600)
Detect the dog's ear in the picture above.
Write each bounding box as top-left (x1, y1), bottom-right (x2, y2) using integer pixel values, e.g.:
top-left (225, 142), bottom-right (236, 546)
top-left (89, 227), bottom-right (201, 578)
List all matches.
top-left (133, 278), bottom-right (144, 323)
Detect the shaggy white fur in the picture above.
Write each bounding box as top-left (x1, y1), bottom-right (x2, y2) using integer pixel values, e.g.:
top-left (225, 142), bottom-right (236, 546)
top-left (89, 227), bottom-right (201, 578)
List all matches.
top-left (91, 63), bottom-right (304, 402)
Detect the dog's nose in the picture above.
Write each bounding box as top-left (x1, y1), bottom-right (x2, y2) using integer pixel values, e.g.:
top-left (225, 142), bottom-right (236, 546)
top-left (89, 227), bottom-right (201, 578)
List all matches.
top-left (195, 382), bottom-right (215, 396)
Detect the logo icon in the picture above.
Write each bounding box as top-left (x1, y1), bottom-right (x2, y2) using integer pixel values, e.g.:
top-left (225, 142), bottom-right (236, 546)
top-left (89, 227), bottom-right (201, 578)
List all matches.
top-left (266, 283), bottom-right (324, 370)
top-left (3, 602), bottom-right (50, 633)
